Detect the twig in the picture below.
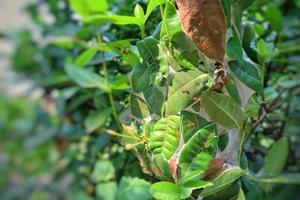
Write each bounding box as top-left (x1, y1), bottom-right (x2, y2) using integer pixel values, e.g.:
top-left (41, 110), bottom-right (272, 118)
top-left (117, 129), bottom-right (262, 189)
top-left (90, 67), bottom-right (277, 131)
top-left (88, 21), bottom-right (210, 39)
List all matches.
top-left (251, 89), bottom-right (286, 132)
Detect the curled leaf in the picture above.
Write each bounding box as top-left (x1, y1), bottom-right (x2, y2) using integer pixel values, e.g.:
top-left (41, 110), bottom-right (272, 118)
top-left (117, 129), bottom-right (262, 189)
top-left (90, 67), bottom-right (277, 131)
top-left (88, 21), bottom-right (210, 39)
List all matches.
top-left (176, 0), bottom-right (227, 62)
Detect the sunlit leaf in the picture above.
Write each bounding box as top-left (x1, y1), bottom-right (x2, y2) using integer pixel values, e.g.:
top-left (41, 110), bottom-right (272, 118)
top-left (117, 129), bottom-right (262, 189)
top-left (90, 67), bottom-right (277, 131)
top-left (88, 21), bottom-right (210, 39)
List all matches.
top-left (179, 124), bottom-right (218, 182)
top-left (149, 115), bottom-right (180, 159)
top-left (150, 182), bottom-right (192, 200)
top-left (69, 0), bottom-right (108, 17)
top-left (166, 70), bottom-right (213, 114)
top-left (180, 111), bottom-right (209, 143)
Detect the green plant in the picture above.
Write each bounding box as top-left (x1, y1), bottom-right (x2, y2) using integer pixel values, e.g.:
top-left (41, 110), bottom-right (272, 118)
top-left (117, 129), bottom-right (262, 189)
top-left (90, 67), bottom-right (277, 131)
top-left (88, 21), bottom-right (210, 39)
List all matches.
top-left (1, 0), bottom-right (300, 199)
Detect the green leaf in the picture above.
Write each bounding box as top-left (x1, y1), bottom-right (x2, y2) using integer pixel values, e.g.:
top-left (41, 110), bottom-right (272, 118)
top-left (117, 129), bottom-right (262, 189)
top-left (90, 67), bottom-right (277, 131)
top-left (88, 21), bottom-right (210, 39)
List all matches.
top-left (228, 60), bottom-right (263, 93)
top-left (84, 108), bottom-right (111, 133)
top-left (84, 14), bottom-right (140, 26)
top-left (232, 2), bottom-right (242, 31)
top-left (75, 48), bottom-right (98, 67)
top-left (161, 1), bottom-right (183, 41)
top-left (96, 182), bottom-right (117, 200)
top-left (259, 173), bottom-right (300, 185)
top-left (266, 5), bottom-right (283, 31)
top-left (130, 94), bottom-right (151, 119)
top-left (262, 138), bottom-right (289, 177)
top-left (173, 50), bottom-right (199, 70)
top-left (69, 0), bottom-right (108, 17)
top-left (116, 177), bottom-right (152, 200)
top-left (64, 64), bottom-right (109, 91)
top-left (145, 0), bottom-right (166, 21)
top-left (237, 0), bottom-right (255, 10)
top-left (201, 168), bottom-right (245, 197)
top-left (134, 4), bottom-right (145, 23)
top-left (110, 75), bottom-right (130, 90)
top-left (180, 111), bottom-right (209, 143)
top-left (245, 94), bottom-right (260, 118)
top-left (179, 124), bottom-right (218, 182)
top-left (131, 62), bottom-right (151, 92)
top-left (237, 188), bottom-right (246, 200)
top-left (182, 180), bottom-right (213, 190)
top-left (221, 0), bottom-right (231, 28)
top-left (143, 86), bottom-right (164, 115)
top-left (149, 115), bottom-right (180, 160)
top-left (201, 91), bottom-right (245, 130)
top-left (242, 24), bottom-right (258, 63)
top-left (91, 160), bottom-right (115, 182)
top-left (151, 154), bottom-right (173, 180)
top-left (257, 39), bottom-right (274, 63)
top-left (150, 182), bottom-right (192, 200)
top-left (137, 37), bottom-right (159, 67)
top-left (166, 70), bottom-right (213, 114)
top-left (226, 78), bottom-right (242, 104)
top-left (227, 27), bottom-right (243, 60)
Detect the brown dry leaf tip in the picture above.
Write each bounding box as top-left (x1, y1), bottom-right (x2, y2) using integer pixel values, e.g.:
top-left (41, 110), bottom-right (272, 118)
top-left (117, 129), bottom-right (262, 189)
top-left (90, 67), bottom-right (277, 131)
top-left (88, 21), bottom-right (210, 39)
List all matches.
top-left (176, 0), bottom-right (227, 63)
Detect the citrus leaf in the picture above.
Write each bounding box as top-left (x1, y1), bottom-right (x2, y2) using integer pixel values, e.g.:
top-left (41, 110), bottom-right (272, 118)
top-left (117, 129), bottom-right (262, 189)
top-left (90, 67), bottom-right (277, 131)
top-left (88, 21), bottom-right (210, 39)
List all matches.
top-left (145, 0), bottom-right (166, 21)
top-left (226, 78), bottom-right (242, 104)
top-left (137, 37), bottom-right (159, 69)
top-left (242, 24), bottom-right (258, 63)
top-left (84, 14), bottom-right (140, 26)
top-left (201, 91), bottom-right (245, 130)
top-left (134, 4), bottom-right (145, 24)
top-left (161, 1), bottom-right (183, 41)
top-left (130, 94), bottom-right (151, 119)
top-left (150, 182), bottom-right (192, 200)
top-left (201, 168), bottom-right (245, 197)
top-left (69, 0), bottom-right (108, 17)
top-left (182, 180), bottom-right (213, 190)
top-left (151, 154), bottom-right (173, 181)
top-left (64, 64), bottom-right (109, 91)
top-left (179, 124), bottom-right (218, 183)
top-left (116, 177), bottom-right (152, 200)
top-left (228, 60), bottom-right (263, 93)
top-left (166, 70), bottom-right (213, 114)
top-left (96, 182), bottom-right (117, 200)
top-left (144, 86), bottom-right (164, 115)
top-left (262, 138), bottom-right (289, 177)
top-left (91, 160), bottom-right (115, 182)
top-left (131, 62), bottom-right (151, 92)
top-left (149, 115), bottom-right (180, 160)
top-left (180, 110), bottom-right (209, 143)
top-left (84, 108), bottom-right (111, 133)
top-left (227, 27), bottom-right (243, 60)
top-left (75, 48), bottom-right (98, 67)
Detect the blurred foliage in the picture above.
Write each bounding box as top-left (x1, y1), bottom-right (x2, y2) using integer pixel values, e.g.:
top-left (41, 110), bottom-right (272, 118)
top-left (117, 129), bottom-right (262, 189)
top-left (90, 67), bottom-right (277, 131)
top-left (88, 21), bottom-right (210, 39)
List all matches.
top-left (0, 0), bottom-right (300, 199)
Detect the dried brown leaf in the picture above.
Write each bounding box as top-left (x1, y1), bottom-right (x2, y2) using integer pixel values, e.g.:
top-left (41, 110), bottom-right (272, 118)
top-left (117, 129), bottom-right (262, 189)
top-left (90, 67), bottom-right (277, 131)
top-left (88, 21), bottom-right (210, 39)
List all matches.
top-left (176, 0), bottom-right (227, 63)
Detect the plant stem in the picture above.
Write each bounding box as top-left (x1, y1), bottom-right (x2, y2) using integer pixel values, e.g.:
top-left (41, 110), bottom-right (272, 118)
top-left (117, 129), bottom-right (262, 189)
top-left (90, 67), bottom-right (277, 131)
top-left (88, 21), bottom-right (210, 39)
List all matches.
top-left (97, 35), bottom-right (123, 132)
top-left (102, 55), bottom-right (122, 131)
top-left (140, 25), bottom-right (145, 39)
top-left (160, 5), bottom-right (164, 18)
